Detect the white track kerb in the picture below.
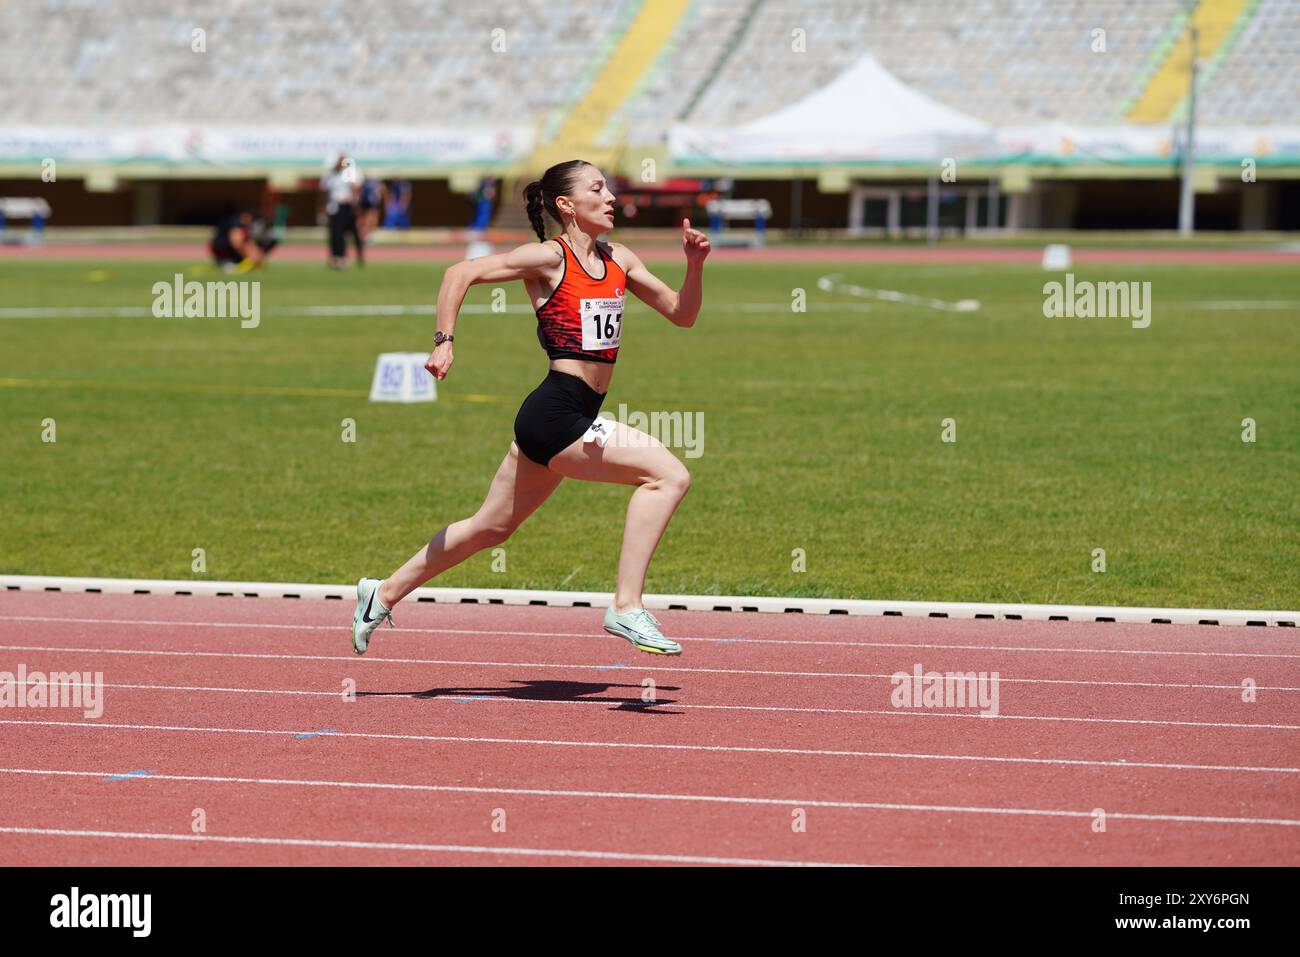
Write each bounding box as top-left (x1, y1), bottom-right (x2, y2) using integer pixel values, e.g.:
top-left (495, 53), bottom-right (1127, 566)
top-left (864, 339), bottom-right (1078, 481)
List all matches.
top-left (1, 576), bottom-right (1295, 628)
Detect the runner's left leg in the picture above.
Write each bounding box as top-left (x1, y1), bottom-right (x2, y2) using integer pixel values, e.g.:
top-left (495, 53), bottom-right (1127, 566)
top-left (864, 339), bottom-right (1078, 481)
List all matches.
top-left (378, 442), bottom-right (564, 607)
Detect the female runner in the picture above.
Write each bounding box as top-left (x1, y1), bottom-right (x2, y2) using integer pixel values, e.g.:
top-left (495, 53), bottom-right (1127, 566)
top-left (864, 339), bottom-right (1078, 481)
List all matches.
top-left (352, 159), bottom-right (710, 656)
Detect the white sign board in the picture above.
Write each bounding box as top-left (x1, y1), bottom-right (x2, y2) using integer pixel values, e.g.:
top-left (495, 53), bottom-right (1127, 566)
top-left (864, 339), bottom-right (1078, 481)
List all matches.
top-left (464, 240), bottom-right (493, 260)
top-left (1042, 244), bottom-right (1072, 270)
top-left (369, 352), bottom-right (437, 403)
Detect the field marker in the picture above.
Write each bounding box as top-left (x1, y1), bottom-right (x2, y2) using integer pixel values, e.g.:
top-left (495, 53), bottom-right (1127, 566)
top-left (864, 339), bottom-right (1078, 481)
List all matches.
top-left (817, 273), bottom-right (980, 312)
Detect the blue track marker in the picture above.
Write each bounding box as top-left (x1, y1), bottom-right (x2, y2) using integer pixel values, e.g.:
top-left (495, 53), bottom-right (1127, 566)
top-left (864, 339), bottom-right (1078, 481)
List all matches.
top-left (294, 729), bottom-right (338, 739)
top-left (104, 769), bottom-right (154, 781)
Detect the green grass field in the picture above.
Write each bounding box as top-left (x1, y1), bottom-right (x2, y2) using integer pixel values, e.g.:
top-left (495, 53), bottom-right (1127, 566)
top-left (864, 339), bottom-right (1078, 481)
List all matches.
top-left (2, 254), bottom-right (1296, 609)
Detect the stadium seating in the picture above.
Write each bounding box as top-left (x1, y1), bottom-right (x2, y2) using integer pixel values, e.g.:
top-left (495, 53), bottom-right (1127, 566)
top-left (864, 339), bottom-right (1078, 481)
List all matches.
top-left (1198, 0), bottom-right (1300, 123)
top-left (0, 0), bottom-right (638, 126)
top-left (674, 0), bottom-right (1191, 127)
top-left (0, 0), bottom-right (1293, 136)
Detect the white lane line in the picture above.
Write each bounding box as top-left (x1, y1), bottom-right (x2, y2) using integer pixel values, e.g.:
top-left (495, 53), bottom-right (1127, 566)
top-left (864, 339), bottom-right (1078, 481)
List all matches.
top-left (5, 615), bottom-right (1297, 659)
top-left (0, 825), bottom-right (858, 866)
top-left (3, 299), bottom-right (1295, 320)
top-left (17, 679), bottom-right (1300, 729)
top-left (1185, 300), bottom-right (1300, 310)
top-left (4, 645), bottom-right (1299, 718)
top-left (3, 767), bottom-right (1296, 827)
top-left (7, 666), bottom-right (1298, 695)
top-left (0, 302), bottom-right (875, 320)
top-left (3, 719), bottom-right (1295, 773)
top-left (0, 307), bottom-right (149, 318)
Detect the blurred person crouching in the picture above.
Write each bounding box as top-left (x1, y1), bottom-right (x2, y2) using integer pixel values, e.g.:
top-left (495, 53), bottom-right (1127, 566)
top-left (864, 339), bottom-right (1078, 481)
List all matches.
top-left (211, 206), bottom-right (276, 271)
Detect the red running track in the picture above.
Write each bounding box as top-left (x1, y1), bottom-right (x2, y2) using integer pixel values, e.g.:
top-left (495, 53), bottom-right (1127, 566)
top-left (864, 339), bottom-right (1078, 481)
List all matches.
top-left (0, 590), bottom-right (1297, 866)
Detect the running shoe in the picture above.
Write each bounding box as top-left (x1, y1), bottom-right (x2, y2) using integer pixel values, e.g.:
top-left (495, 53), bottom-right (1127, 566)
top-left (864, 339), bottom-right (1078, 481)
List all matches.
top-left (352, 577), bottom-right (395, 655)
top-left (603, 606), bottom-right (680, 655)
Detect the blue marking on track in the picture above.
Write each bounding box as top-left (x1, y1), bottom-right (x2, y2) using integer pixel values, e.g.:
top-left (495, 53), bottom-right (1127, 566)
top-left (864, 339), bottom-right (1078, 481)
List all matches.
top-left (593, 664), bottom-right (627, 671)
top-left (294, 729), bottom-right (338, 739)
top-left (104, 769), bottom-right (154, 781)
top-left (451, 695), bottom-right (491, 702)
top-left (718, 636), bottom-right (748, 643)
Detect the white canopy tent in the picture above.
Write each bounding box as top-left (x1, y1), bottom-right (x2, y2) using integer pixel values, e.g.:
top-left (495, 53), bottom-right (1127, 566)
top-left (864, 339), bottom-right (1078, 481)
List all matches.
top-left (669, 54), bottom-right (996, 166)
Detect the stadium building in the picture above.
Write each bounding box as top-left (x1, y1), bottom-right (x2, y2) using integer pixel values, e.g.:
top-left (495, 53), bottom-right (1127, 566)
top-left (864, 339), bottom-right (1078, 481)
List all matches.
top-left (1, 0), bottom-right (1297, 236)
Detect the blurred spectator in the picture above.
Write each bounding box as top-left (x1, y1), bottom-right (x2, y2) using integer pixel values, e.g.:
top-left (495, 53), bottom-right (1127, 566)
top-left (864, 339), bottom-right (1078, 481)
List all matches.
top-left (470, 176), bottom-right (497, 231)
top-left (359, 176), bottom-right (386, 242)
top-left (320, 153), bottom-right (364, 269)
top-left (383, 178), bottom-right (412, 229)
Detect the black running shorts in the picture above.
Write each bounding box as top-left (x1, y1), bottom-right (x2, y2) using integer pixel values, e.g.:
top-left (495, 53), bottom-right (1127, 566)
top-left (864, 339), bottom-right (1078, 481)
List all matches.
top-left (513, 369), bottom-right (608, 466)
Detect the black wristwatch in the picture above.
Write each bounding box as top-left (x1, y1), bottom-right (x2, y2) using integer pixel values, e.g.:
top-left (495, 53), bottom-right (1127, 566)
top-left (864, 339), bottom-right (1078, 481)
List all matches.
top-left (433, 331), bottom-right (454, 346)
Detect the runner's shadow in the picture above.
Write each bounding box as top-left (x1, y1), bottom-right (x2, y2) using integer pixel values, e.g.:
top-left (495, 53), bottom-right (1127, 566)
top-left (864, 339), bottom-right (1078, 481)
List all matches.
top-left (357, 679), bottom-right (684, 715)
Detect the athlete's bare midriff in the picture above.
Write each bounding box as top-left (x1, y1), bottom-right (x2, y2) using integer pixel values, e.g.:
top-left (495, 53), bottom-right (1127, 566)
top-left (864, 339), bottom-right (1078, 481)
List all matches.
top-left (548, 357), bottom-right (613, 394)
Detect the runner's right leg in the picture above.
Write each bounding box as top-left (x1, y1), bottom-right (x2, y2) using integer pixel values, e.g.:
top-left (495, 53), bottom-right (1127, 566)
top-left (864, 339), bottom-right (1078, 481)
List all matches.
top-left (546, 421), bottom-right (691, 654)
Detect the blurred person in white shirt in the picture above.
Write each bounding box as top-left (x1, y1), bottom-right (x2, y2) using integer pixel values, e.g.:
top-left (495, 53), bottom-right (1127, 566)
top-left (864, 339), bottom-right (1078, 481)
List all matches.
top-left (319, 153), bottom-right (365, 269)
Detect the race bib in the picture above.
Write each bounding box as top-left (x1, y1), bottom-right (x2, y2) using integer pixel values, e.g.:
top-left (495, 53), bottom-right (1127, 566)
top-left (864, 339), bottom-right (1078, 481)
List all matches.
top-left (580, 296), bottom-right (623, 351)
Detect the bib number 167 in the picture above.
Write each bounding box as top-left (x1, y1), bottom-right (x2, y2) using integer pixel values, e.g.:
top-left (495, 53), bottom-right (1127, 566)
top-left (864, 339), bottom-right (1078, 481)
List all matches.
top-left (581, 298), bottom-right (623, 350)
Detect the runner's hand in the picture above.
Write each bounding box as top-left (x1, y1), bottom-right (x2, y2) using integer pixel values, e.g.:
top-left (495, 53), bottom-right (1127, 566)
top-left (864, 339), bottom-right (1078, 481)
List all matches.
top-left (683, 218), bottom-right (711, 265)
top-left (426, 342), bottom-right (453, 380)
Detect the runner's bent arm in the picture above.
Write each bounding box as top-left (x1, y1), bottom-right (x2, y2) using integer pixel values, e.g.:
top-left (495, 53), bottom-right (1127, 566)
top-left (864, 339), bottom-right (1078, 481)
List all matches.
top-left (614, 219), bottom-right (710, 328)
top-left (426, 242), bottom-right (563, 380)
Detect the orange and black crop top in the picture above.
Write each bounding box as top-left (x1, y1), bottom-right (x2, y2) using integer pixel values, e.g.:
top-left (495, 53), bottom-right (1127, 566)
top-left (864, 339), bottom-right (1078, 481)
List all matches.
top-left (534, 235), bottom-right (627, 365)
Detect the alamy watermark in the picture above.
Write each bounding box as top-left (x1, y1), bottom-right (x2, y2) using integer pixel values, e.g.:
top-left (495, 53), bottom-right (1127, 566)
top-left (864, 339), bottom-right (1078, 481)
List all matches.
top-left (591, 403), bottom-right (705, 458)
top-left (1042, 273), bottom-right (1150, 328)
top-left (50, 887), bottom-right (150, 937)
top-left (152, 273), bottom-right (260, 328)
top-left (891, 663), bottom-right (1000, 717)
top-left (0, 664), bottom-right (104, 718)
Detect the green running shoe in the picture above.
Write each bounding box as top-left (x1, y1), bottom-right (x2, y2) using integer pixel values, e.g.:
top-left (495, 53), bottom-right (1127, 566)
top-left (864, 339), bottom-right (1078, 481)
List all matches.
top-left (352, 577), bottom-right (395, 655)
top-left (603, 606), bottom-right (681, 655)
